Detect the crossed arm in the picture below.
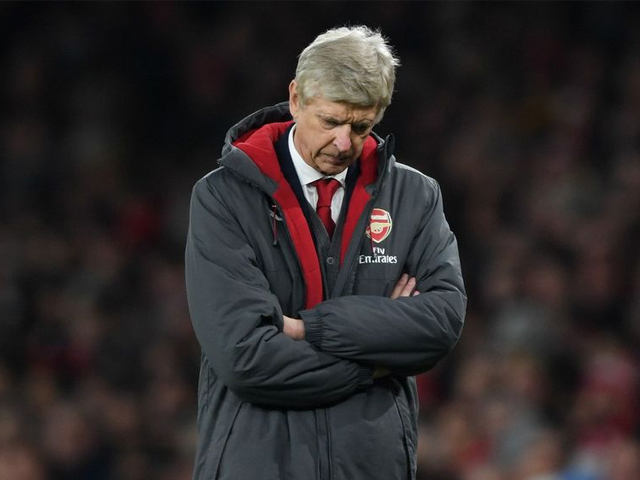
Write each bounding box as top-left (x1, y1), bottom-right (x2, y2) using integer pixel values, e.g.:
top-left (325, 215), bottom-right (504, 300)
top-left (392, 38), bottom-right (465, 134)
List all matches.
top-left (187, 177), bottom-right (465, 406)
top-left (283, 273), bottom-right (420, 340)
top-left (283, 274), bottom-right (420, 379)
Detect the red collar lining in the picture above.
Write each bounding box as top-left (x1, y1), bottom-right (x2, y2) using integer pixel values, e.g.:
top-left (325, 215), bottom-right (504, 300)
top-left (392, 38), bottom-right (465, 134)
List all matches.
top-left (234, 123), bottom-right (378, 308)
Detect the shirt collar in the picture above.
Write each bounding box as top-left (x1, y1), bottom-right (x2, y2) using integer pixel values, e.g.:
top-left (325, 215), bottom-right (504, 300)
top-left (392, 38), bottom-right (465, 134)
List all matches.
top-left (288, 125), bottom-right (348, 187)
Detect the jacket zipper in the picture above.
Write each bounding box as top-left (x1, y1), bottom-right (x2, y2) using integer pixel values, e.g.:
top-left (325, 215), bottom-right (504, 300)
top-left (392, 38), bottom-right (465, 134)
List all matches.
top-left (269, 200), bottom-right (333, 480)
top-left (325, 409), bottom-right (333, 479)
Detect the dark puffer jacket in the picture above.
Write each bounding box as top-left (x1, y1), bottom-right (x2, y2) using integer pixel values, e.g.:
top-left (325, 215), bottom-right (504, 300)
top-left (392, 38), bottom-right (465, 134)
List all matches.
top-left (185, 102), bottom-right (466, 480)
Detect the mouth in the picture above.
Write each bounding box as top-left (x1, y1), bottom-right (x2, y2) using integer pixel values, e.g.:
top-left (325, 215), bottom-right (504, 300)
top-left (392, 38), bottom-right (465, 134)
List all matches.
top-left (322, 153), bottom-right (351, 164)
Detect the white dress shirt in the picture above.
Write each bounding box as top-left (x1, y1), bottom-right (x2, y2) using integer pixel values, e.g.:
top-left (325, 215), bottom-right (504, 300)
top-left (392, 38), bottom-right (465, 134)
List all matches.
top-left (288, 125), bottom-right (347, 224)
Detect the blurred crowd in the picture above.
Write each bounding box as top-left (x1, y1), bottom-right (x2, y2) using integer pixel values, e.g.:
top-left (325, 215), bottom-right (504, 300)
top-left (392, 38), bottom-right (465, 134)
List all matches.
top-left (1, 2), bottom-right (639, 480)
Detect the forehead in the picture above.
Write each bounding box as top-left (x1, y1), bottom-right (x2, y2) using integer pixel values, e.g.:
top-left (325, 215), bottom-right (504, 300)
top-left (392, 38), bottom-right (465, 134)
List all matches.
top-left (306, 96), bottom-right (378, 122)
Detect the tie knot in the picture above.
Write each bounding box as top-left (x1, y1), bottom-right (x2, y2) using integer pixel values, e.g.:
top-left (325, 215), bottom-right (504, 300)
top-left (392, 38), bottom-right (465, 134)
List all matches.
top-left (314, 178), bottom-right (341, 207)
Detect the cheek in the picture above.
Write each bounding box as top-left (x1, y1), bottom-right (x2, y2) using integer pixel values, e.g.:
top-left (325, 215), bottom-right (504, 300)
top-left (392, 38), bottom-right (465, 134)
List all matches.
top-left (299, 130), bottom-right (318, 153)
top-left (352, 137), bottom-right (366, 154)
top-left (314, 133), bottom-right (334, 152)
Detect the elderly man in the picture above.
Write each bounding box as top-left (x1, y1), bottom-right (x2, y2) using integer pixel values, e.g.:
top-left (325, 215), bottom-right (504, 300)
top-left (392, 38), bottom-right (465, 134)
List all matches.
top-left (186, 26), bottom-right (466, 480)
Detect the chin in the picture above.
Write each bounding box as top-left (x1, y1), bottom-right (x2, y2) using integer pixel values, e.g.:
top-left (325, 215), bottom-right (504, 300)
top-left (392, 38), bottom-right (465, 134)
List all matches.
top-left (321, 164), bottom-right (348, 175)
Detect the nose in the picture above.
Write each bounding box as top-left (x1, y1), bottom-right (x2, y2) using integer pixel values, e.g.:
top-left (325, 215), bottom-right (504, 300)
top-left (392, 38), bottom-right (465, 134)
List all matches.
top-left (333, 125), bottom-right (352, 153)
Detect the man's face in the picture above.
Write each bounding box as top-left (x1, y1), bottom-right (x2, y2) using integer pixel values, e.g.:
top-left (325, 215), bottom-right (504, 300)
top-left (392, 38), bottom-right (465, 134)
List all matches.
top-left (289, 80), bottom-right (379, 176)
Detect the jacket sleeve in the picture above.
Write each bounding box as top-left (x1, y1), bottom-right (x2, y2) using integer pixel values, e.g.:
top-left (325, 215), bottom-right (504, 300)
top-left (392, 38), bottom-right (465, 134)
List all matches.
top-left (185, 176), bottom-right (373, 408)
top-left (299, 179), bottom-right (466, 375)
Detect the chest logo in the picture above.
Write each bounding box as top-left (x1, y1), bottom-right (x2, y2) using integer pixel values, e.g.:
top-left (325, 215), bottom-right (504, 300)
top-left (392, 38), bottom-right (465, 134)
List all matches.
top-left (365, 208), bottom-right (393, 243)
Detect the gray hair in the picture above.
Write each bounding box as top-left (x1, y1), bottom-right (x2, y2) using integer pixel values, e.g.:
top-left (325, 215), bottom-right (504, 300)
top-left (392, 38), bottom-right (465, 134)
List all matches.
top-left (295, 26), bottom-right (400, 121)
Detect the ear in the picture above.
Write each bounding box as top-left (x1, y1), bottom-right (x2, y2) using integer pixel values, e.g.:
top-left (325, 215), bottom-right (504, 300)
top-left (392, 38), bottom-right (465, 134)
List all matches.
top-left (289, 80), bottom-right (300, 119)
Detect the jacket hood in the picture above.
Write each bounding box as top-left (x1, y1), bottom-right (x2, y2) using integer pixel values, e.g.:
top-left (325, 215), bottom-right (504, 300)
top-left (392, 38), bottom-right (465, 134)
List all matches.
top-left (222, 102), bottom-right (293, 157)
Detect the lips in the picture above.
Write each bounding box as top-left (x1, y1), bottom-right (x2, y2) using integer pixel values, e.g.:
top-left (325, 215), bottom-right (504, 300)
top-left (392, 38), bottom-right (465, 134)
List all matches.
top-left (325, 156), bottom-right (348, 163)
top-left (322, 153), bottom-right (351, 163)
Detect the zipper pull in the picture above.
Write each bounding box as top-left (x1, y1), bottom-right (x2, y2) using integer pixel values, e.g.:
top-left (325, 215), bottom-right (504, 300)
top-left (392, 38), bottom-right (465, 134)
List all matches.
top-left (270, 204), bottom-right (280, 246)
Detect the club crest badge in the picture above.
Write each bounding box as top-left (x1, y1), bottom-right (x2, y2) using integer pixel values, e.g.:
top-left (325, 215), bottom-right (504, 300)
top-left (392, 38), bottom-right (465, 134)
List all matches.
top-left (365, 208), bottom-right (393, 243)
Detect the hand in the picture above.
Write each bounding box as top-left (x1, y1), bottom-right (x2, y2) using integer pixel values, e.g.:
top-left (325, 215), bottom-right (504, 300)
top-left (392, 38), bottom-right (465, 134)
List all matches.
top-left (390, 273), bottom-right (420, 299)
top-left (283, 315), bottom-right (305, 340)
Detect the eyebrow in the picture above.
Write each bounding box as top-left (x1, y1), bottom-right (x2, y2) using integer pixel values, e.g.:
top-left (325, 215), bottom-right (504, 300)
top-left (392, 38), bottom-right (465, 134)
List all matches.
top-left (318, 114), bottom-right (373, 126)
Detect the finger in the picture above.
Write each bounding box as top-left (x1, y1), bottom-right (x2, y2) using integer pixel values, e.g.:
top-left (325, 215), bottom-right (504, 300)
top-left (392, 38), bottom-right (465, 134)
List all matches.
top-left (390, 273), bottom-right (409, 300)
top-left (399, 277), bottom-right (416, 297)
top-left (413, 290), bottom-right (420, 296)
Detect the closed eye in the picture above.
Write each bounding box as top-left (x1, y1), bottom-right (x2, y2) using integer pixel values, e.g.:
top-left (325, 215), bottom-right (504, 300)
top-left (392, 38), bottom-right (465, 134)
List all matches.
top-left (352, 123), bottom-right (371, 135)
top-left (321, 118), bottom-right (340, 128)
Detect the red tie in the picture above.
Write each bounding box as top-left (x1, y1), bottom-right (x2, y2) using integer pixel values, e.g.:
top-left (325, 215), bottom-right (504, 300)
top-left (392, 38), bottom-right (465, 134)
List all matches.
top-left (313, 178), bottom-right (341, 237)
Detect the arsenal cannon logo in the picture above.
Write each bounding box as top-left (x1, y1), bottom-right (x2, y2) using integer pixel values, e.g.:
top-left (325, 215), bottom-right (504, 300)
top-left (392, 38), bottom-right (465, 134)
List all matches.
top-left (365, 208), bottom-right (393, 243)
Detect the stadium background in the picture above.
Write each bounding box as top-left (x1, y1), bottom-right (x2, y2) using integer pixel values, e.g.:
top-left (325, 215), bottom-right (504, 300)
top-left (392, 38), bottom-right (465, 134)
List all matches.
top-left (1, 2), bottom-right (640, 479)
